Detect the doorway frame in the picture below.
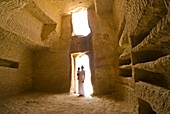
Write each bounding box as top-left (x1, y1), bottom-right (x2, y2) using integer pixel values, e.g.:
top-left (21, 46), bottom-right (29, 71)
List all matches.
top-left (70, 52), bottom-right (93, 96)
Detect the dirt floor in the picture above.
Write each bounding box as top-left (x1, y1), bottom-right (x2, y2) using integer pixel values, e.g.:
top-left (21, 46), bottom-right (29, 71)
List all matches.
top-left (0, 92), bottom-right (131, 114)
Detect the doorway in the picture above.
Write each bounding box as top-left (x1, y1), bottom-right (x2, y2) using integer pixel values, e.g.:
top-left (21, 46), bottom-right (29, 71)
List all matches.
top-left (70, 52), bottom-right (93, 97)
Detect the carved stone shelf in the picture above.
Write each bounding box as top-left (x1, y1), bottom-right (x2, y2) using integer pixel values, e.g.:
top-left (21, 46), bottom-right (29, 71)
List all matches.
top-left (132, 50), bottom-right (167, 65)
top-left (119, 64), bottom-right (132, 77)
top-left (132, 14), bottom-right (170, 54)
top-left (135, 81), bottom-right (169, 114)
top-left (134, 55), bottom-right (170, 90)
top-left (119, 46), bottom-right (131, 65)
top-left (134, 55), bottom-right (170, 74)
top-left (0, 58), bottom-right (19, 68)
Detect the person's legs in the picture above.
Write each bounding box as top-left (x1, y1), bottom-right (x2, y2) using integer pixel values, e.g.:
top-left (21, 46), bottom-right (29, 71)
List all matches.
top-left (79, 82), bottom-right (85, 96)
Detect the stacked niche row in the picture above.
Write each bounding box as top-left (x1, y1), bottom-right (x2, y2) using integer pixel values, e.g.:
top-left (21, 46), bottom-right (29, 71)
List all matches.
top-left (118, 46), bottom-right (132, 77)
top-left (131, 13), bottom-right (170, 90)
top-left (128, 0), bottom-right (170, 113)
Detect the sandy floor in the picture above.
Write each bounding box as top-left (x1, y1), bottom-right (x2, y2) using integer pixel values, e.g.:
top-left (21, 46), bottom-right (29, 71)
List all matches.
top-left (0, 92), bottom-right (131, 114)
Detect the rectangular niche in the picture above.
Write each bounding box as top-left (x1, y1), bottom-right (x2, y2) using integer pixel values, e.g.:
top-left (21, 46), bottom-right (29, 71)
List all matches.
top-left (0, 58), bottom-right (19, 68)
top-left (41, 24), bottom-right (56, 41)
top-left (134, 68), bottom-right (169, 89)
top-left (118, 59), bottom-right (131, 66)
top-left (119, 69), bottom-right (132, 77)
top-left (119, 65), bottom-right (132, 77)
top-left (138, 98), bottom-right (156, 114)
top-left (132, 50), bottom-right (167, 65)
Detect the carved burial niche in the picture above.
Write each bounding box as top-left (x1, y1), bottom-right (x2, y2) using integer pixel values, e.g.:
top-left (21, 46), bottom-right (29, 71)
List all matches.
top-left (0, 58), bottom-right (19, 68)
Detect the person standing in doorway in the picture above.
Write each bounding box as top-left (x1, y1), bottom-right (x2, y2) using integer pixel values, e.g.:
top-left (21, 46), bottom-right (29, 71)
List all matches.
top-left (78, 65), bottom-right (85, 96)
top-left (77, 67), bottom-right (80, 80)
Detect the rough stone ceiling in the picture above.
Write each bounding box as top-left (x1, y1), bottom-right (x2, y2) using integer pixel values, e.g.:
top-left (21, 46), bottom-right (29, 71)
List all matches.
top-left (51, 0), bottom-right (94, 15)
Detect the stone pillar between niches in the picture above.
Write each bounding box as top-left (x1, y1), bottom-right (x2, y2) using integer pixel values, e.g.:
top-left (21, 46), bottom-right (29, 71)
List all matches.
top-left (88, 8), bottom-right (118, 95)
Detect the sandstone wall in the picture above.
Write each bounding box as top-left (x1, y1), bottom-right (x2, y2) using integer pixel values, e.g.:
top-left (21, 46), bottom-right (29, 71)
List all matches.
top-left (32, 15), bottom-right (71, 93)
top-left (32, 0), bottom-right (62, 36)
top-left (0, 2), bottom-right (169, 114)
top-left (70, 35), bottom-right (92, 53)
top-left (32, 50), bottom-right (70, 93)
top-left (88, 6), bottom-right (118, 95)
top-left (116, 0), bottom-right (170, 113)
top-left (0, 40), bottom-right (32, 98)
top-left (0, 0), bottom-right (61, 97)
top-left (0, 0), bottom-right (37, 98)
top-left (0, 1), bottom-right (42, 44)
top-left (112, 1), bottom-right (135, 112)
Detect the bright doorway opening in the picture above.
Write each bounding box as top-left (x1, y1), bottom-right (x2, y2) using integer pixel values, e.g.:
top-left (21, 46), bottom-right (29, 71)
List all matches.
top-left (71, 9), bottom-right (91, 36)
top-left (70, 53), bottom-right (93, 97)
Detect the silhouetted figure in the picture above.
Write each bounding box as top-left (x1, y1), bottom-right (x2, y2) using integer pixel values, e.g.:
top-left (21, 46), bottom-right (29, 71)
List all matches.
top-left (78, 65), bottom-right (85, 96)
top-left (77, 67), bottom-right (80, 80)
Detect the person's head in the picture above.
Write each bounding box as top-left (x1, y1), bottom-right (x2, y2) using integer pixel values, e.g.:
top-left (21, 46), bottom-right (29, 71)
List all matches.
top-left (81, 65), bottom-right (84, 69)
top-left (78, 67), bottom-right (80, 70)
